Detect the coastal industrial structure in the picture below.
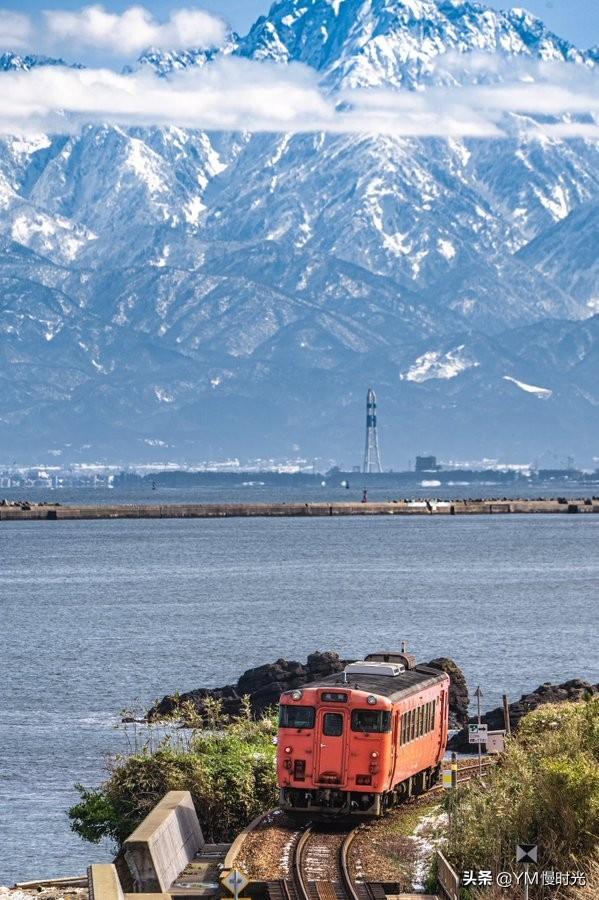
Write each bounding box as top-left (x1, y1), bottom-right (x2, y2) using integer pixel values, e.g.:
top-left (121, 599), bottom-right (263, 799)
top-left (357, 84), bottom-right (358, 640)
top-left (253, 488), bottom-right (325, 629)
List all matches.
top-left (363, 388), bottom-right (382, 474)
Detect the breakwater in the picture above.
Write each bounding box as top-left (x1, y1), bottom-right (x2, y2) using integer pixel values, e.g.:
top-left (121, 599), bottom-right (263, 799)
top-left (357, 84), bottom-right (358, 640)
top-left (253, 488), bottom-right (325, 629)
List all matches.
top-left (1, 497), bottom-right (597, 520)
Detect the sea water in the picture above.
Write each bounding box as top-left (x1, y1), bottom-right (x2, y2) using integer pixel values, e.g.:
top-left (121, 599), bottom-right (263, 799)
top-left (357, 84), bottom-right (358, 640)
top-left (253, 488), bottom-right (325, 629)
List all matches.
top-left (0, 515), bottom-right (597, 882)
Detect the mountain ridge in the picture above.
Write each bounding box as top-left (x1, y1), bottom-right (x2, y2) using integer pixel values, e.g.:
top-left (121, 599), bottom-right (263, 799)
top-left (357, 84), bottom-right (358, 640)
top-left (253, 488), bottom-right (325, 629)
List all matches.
top-left (1, 0), bottom-right (599, 463)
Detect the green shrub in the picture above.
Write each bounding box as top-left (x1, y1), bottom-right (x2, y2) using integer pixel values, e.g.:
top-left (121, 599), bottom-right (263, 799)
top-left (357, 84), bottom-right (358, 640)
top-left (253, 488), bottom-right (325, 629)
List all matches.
top-left (445, 698), bottom-right (599, 898)
top-left (69, 698), bottom-right (278, 847)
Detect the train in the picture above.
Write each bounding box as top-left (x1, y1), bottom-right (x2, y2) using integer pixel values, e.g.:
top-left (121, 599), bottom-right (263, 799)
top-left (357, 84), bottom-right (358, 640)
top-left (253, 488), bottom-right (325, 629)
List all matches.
top-left (276, 650), bottom-right (449, 816)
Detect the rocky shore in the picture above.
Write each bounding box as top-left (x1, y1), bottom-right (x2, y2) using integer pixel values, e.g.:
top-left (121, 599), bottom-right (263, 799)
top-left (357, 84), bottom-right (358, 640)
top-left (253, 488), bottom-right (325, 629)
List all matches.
top-left (146, 651), bottom-right (470, 729)
top-left (448, 677), bottom-right (599, 751)
top-left (0, 887), bottom-right (87, 900)
top-left (147, 652), bottom-right (598, 752)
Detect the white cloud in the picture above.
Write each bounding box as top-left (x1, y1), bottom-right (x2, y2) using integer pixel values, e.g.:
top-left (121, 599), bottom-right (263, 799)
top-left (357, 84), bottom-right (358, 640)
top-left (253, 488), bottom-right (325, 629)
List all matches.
top-left (0, 10), bottom-right (33, 49)
top-left (45, 5), bottom-right (226, 55)
top-left (1, 51), bottom-right (599, 138)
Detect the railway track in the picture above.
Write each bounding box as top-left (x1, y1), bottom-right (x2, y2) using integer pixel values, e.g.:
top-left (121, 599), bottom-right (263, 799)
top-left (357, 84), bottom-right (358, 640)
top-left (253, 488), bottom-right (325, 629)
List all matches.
top-left (427, 757), bottom-right (496, 794)
top-left (455, 759), bottom-right (496, 782)
top-left (285, 824), bottom-right (384, 900)
top-left (264, 760), bottom-right (497, 900)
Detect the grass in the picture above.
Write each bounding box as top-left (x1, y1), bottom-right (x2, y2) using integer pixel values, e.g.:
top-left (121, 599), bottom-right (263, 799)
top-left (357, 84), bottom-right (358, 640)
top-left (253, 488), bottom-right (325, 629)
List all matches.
top-left (444, 697), bottom-right (599, 899)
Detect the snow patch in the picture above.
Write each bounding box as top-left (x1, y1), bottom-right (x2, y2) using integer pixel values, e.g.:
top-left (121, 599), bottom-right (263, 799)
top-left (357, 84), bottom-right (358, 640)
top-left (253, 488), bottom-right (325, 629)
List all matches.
top-left (411, 811), bottom-right (448, 891)
top-left (154, 387), bottom-right (174, 403)
top-left (126, 139), bottom-right (167, 194)
top-left (183, 196), bottom-right (205, 225)
top-left (151, 244), bottom-right (171, 268)
top-left (533, 183), bottom-right (570, 220)
top-left (503, 375), bottom-right (552, 398)
top-left (437, 238), bottom-right (456, 260)
top-left (401, 345), bottom-right (479, 382)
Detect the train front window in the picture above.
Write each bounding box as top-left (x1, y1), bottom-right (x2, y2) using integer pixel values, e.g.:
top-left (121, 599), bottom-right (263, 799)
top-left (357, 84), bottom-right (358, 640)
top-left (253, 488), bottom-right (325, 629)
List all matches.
top-left (279, 705), bottom-right (315, 729)
top-left (351, 710), bottom-right (392, 733)
top-left (323, 712), bottom-right (344, 736)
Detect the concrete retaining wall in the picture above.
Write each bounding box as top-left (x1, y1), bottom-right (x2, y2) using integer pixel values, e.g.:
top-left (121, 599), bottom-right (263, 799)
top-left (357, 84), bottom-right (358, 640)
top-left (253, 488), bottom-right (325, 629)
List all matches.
top-left (88, 865), bottom-right (124, 900)
top-left (123, 791), bottom-right (204, 892)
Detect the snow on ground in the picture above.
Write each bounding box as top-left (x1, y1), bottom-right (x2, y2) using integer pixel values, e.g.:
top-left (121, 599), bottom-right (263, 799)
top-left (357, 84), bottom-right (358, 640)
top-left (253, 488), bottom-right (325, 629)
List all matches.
top-left (401, 345), bottom-right (479, 382)
top-left (411, 810), bottom-right (448, 892)
top-left (437, 238), bottom-right (456, 260)
top-left (503, 375), bottom-right (553, 398)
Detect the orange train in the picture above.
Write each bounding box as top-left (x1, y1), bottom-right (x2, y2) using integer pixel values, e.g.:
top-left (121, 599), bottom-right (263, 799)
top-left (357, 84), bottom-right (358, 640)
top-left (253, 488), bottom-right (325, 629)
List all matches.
top-left (277, 651), bottom-right (449, 816)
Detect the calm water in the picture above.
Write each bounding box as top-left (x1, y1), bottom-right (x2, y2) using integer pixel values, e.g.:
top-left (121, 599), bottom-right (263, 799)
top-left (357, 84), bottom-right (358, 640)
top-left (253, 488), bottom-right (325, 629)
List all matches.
top-left (4, 477), bottom-right (599, 507)
top-left (0, 515), bottom-right (597, 883)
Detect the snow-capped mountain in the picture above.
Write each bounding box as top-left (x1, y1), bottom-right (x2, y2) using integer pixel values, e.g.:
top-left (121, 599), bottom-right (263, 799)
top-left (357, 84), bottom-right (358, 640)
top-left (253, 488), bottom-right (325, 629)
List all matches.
top-left (2, 0), bottom-right (599, 463)
top-left (239, 0), bottom-right (588, 88)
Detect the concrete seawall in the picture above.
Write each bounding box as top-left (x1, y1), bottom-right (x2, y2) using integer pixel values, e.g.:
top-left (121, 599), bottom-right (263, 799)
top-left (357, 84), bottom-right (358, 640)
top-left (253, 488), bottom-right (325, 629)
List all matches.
top-left (1, 498), bottom-right (598, 521)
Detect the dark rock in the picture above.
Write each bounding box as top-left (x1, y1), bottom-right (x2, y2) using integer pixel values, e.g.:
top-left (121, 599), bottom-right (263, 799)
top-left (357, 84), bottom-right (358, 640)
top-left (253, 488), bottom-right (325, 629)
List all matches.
top-left (145, 650), bottom-right (469, 726)
top-left (307, 651), bottom-right (345, 675)
top-left (427, 657), bottom-right (470, 729)
top-left (448, 678), bottom-right (599, 751)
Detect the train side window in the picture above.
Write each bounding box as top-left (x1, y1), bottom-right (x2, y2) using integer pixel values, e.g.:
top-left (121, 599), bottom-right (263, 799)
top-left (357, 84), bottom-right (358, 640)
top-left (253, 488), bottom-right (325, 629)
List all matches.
top-left (323, 712), bottom-right (344, 736)
top-left (425, 702), bottom-right (431, 733)
top-left (279, 705), bottom-right (315, 729)
top-left (416, 706), bottom-right (423, 737)
top-left (351, 710), bottom-right (392, 733)
top-left (431, 699), bottom-right (436, 729)
top-left (409, 709), bottom-right (416, 741)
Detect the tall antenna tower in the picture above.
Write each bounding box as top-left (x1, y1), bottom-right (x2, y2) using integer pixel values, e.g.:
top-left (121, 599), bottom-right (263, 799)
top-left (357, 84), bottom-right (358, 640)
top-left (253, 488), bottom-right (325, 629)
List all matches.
top-left (363, 387), bottom-right (382, 473)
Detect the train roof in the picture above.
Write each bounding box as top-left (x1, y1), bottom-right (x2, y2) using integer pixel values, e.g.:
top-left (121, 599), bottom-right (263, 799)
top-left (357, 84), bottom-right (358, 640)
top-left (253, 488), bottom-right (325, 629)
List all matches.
top-left (301, 664), bottom-right (448, 704)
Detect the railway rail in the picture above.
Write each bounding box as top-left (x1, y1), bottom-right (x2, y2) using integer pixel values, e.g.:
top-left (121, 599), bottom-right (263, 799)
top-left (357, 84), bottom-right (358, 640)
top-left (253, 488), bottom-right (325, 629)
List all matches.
top-left (455, 758), bottom-right (496, 782)
top-left (259, 759), bottom-right (497, 900)
top-left (282, 824), bottom-right (385, 900)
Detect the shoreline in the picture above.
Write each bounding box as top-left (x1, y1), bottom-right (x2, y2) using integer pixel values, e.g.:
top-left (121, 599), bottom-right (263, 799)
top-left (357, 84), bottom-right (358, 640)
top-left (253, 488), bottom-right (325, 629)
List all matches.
top-left (1, 497), bottom-right (598, 521)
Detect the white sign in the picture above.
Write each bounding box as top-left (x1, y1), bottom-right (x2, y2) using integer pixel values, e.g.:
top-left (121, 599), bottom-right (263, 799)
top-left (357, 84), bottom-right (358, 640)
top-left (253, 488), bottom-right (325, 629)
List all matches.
top-left (468, 723), bottom-right (488, 744)
top-left (442, 768), bottom-right (453, 789)
top-left (222, 869), bottom-right (249, 897)
top-left (487, 731), bottom-right (506, 754)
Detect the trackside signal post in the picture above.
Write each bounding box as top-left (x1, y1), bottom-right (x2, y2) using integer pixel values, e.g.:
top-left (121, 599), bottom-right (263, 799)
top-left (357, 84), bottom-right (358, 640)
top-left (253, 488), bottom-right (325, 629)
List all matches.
top-left (475, 686), bottom-right (483, 775)
top-left (516, 844), bottom-right (538, 900)
top-left (222, 868), bottom-right (249, 900)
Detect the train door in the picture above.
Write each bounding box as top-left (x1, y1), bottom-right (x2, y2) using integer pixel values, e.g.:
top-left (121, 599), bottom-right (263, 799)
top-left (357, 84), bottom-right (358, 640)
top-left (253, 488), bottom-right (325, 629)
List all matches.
top-left (390, 710), bottom-right (400, 786)
top-left (315, 709), bottom-right (348, 785)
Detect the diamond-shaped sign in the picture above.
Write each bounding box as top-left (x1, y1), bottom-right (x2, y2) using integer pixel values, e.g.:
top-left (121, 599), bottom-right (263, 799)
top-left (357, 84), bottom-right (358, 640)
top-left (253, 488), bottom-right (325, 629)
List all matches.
top-left (516, 844), bottom-right (538, 864)
top-left (222, 869), bottom-right (249, 896)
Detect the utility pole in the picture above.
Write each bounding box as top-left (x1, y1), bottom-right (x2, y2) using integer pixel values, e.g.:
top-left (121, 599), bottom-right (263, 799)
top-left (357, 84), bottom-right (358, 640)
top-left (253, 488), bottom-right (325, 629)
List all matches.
top-left (474, 686), bottom-right (483, 776)
top-left (503, 693), bottom-right (511, 735)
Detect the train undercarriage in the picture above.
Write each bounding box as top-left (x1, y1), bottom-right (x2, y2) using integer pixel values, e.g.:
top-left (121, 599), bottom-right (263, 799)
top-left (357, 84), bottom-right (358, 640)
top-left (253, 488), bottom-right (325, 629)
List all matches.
top-left (280, 763), bottom-right (441, 818)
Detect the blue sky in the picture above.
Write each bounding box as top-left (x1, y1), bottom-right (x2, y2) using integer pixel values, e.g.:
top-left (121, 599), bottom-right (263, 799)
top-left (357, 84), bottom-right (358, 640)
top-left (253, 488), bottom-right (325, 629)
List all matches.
top-left (1, 1), bottom-right (598, 48)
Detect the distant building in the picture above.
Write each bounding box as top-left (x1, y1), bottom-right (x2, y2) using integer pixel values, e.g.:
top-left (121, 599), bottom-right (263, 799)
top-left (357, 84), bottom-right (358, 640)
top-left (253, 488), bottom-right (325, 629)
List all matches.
top-left (415, 455), bottom-right (440, 472)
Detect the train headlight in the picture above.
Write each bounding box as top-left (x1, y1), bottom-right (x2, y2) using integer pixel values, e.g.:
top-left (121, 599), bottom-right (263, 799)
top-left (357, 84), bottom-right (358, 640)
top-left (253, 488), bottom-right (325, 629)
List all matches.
top-left (285, 746), bottom-right (293, 754)
top-left (291, 690), bottom-right (303, 700)
top-left (370, 751), bottom-right (379, 759)
top-left (367, 694), bottom-right (377, 705)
